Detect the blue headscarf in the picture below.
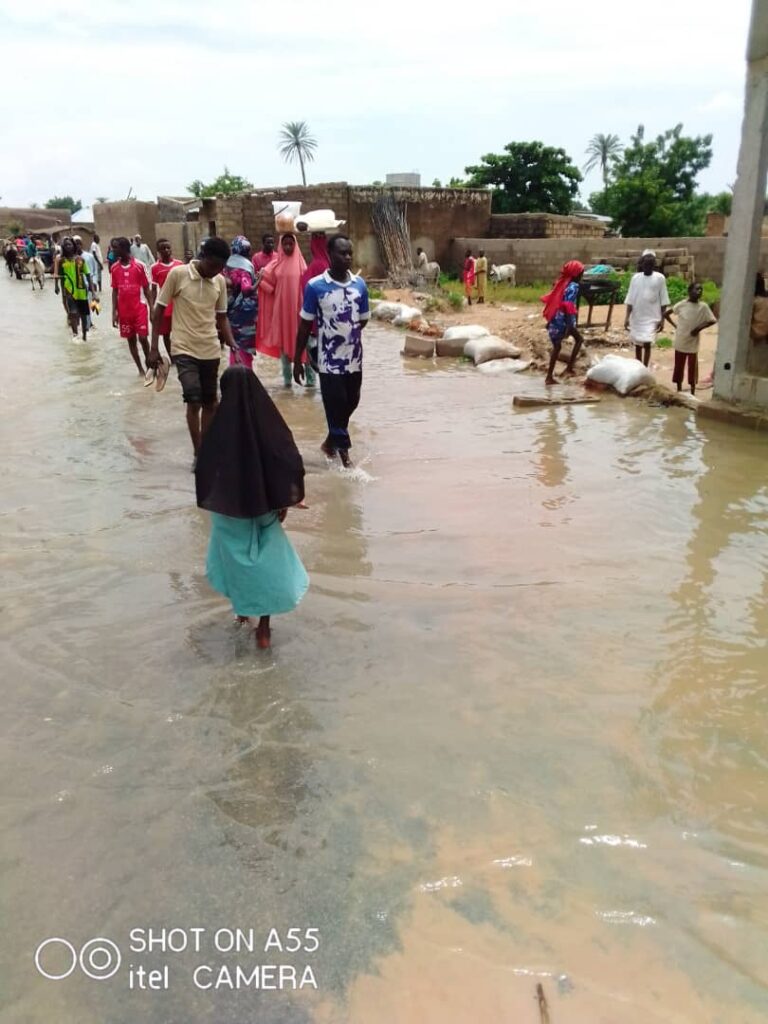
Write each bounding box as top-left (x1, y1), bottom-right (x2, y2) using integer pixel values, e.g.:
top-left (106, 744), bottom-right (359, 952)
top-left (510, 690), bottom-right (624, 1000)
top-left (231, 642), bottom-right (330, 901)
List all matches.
top-left (227, 235), bottom-right (254, 273)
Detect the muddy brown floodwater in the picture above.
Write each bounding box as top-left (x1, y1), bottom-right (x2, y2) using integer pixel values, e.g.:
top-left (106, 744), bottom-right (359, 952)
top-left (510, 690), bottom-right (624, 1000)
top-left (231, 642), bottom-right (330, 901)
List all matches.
top-left (1, 272), bottom-right (767, 1023)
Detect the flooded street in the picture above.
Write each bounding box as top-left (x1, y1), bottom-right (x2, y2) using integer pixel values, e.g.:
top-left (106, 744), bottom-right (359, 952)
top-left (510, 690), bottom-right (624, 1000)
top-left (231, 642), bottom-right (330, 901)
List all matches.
top-left (2, 271), bottom-right (768, 1023)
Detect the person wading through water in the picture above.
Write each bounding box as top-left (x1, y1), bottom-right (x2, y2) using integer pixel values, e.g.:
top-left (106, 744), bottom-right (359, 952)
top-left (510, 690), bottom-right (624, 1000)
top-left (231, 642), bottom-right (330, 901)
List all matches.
top-left (111, 236), bottom-right (153, 376)
top-left (195, 365), bottom-right (309, 650)
top-left (148, 236), bottom-right (234, 468)
top-left (540, 260), bottom-right (586, 385)
top-left (294, 235), bottom-right (370, 468)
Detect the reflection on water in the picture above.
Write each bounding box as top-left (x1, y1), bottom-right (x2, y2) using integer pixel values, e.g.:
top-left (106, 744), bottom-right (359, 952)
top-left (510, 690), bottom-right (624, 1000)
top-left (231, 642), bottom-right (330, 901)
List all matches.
top-left (1, 276), bottom-right (768, 1022)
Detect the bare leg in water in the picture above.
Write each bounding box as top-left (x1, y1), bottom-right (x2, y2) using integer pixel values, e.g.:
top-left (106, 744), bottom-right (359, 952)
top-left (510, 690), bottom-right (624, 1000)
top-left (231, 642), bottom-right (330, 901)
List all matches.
top-left (127, 334), bottom-right (146, 375)
top-left (254, 615), bottom-right (271, 648)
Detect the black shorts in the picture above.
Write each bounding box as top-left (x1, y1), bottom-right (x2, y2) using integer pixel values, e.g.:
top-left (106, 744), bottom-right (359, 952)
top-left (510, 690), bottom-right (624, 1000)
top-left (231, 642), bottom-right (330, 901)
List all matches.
top-left (65, 295), bottom-right (90, 317)
top-left (173, 354), bottom-right (220, 405)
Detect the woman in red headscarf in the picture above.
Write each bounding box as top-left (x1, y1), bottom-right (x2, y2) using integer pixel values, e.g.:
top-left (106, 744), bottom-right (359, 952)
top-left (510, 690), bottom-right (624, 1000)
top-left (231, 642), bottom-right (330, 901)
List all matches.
top-left (462, 249), bottom-right (476, 305)
top-left (540, 260), bottom-right (585, 385)
top-left (256, 233), bottom-right (315, 387)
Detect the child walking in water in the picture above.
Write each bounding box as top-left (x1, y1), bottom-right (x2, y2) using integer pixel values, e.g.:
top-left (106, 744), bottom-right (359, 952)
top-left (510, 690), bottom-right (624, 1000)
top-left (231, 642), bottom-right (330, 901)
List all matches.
top-left (195, 366), bottom-right (309, 649)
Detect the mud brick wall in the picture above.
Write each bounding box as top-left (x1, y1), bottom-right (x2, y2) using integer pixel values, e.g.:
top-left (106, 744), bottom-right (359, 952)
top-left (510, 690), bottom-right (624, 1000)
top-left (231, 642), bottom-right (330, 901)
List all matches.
top-left (155, 221), bottom-right (203, 259)
top-left (94, 201), bottom-right (159, 250)
top-left (349, 186), bottom-right (491, 277)
top-left (0, 206), bottom-right (72, 234)
top-left (490, 213), bottom-right (605, 240)
top-left (452, 236), bottom-right (768, 285)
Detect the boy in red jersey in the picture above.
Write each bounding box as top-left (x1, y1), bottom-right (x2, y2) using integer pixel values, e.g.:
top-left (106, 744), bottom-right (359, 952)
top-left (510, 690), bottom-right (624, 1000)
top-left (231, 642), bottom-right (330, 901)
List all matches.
top-left (150, 238), bottom-right (183, 359)
top-left (111, 237), bottom-right (153, 376)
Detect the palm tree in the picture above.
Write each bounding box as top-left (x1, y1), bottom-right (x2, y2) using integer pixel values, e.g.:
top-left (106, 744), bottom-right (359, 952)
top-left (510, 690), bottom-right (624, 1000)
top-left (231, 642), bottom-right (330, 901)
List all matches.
top-left (584, 133), bottom-right (622, 186)
top-left (278, 121), bottom-right (318, 187)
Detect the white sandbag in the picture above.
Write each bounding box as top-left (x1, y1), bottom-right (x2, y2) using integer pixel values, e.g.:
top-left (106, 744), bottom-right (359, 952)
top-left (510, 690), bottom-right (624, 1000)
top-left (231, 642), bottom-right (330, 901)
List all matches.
top-left (443, 324), bottom-right (489, 342)
top-left (463, 336), bottom-right (522, 365)
top-left (392, 305), bottom-right (424, 326)
top-left (476, 358), bottom-right (531, 374)
top-left (371, 301), bottom-right (405, 321)
top-left (295, 209), bottom-right (346, 233)
top-left (586, 354), bottom-right (655, 395)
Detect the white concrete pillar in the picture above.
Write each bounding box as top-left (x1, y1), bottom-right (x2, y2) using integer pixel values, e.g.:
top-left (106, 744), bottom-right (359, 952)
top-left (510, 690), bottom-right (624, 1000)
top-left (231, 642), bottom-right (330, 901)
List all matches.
top-left (715, 58), bottom-right (768, 401)
top-left (714, 3), bottom-right (768, 405)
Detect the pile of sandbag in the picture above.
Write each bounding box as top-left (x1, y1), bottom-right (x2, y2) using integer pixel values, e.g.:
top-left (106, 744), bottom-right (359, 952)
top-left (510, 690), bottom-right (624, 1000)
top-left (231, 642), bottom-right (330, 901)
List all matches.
top-left (585, 354), bottom-right (655, 395)
top-left (403, 322), bottom-right (525, 365)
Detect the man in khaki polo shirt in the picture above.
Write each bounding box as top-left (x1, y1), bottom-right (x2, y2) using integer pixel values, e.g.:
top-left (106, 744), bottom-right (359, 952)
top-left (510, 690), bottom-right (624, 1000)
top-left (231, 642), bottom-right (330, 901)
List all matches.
top-left (149, 237), bottom-right (235, 465)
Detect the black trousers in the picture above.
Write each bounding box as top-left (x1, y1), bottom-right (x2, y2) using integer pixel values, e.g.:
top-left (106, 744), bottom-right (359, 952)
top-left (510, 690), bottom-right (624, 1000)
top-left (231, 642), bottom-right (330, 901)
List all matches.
top-left (319, 372), bottom-right (362, 451)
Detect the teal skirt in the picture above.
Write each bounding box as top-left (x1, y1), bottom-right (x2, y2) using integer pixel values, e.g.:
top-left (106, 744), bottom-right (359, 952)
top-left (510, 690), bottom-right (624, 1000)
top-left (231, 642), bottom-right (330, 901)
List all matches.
top-left (206, 512), bottom-right (309, 617)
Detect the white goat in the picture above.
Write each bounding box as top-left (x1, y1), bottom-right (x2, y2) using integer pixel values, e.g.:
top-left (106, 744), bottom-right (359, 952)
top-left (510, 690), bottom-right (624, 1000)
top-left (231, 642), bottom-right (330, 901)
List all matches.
top-left (26, 256), bottom-right (46, 290)
top-left (490, 263), bottom-right (516, 286)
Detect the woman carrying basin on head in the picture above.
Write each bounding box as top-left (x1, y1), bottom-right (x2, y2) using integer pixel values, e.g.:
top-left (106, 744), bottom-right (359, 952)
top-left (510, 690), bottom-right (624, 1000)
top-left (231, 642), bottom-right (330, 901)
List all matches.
top-left (256, 233), bottom-right (315, 387)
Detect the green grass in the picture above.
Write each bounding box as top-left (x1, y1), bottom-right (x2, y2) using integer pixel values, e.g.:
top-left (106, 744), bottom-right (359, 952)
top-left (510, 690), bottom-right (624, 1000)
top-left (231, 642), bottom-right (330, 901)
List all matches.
top-left (438, 274), bottom-right (552, 306)
top-left (656, 336), bottom-right (673, 349)
top-left (437, 272), bottom-right (721, 309)
top-left (369, 287), bottom-right (384, 300)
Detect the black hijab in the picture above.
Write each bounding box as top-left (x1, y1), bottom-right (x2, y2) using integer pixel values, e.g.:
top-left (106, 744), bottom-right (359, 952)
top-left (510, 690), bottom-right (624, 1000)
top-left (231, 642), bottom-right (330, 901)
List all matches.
top-left (195, 366), bottom-right (305, 518)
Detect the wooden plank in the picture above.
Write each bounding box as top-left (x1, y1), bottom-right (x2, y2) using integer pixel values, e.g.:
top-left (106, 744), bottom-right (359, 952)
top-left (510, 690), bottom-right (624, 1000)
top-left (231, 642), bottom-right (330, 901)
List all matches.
top-left (513, 393), bottom-right (601, 408)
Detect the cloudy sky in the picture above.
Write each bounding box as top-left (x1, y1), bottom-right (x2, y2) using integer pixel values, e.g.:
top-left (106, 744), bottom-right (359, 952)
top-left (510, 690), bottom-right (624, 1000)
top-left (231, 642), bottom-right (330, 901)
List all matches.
top-left (1, 0), bottom-right (751, 209)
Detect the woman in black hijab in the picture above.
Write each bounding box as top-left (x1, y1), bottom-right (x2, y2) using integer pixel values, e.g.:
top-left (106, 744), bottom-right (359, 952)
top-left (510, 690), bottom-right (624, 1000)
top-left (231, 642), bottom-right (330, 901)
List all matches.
top-left (195, 366), bottom-right (308, 648)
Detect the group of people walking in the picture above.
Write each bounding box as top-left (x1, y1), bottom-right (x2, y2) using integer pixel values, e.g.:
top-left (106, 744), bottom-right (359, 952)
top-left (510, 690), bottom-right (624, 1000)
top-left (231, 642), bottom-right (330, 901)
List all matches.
top-left (46, 228), bottom-right (371, 648)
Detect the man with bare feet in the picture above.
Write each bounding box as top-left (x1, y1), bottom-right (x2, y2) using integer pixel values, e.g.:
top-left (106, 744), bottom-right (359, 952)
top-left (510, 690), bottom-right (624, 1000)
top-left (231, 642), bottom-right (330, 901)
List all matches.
top-left (148, 236), bottom-right (234, 469)
top-left (111, 237), bottom-right (153, 376)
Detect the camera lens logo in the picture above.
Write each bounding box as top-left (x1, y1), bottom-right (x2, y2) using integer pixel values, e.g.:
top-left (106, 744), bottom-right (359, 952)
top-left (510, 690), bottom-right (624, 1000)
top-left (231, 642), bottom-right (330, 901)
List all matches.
top-left (35, 938), bottom-right (121, 981)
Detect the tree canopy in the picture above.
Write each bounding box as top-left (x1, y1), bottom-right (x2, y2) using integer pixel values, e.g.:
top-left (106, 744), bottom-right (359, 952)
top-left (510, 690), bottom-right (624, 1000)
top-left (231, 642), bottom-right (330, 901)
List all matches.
top-left (187, 167), bottom-right (254, 198)
top-left (584, 133), bottom-right (622, 186)
top-left (465, 141), bottom-right (582, 215)
top-left (278, 121), bottom-right (317, 187)
top-left (45, 196), bottom-right (82, 214)
top-left (590, 124), bottom-right (713, 236)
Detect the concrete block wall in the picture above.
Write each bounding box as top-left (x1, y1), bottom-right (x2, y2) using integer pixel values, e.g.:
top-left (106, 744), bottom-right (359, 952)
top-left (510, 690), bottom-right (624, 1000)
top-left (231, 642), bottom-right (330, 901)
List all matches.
top-left (243, 184), bottom-right (350, 262)
top-left (214, 196), bottom-right (245, 244)
top-left (490, 213), bottom-right (605, 240)
top-left (202, 183), bottom-right (492, 276)
top-left (453, 235), bottom-right (768, 285)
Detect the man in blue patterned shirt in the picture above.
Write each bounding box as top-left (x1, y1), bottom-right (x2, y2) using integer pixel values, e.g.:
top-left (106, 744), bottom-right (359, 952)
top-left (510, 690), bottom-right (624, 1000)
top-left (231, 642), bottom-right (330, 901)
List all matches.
top-left (294, 235), bottom-right (370, 467)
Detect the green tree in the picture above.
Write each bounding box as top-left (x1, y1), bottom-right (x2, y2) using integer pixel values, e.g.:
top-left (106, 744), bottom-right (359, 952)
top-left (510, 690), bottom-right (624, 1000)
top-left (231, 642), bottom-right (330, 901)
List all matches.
top-left (705, 190), bottom-right (733, 216)
top-left (95, 196), bottom-right (109, 204)
top-left (278, 121), bottom-right (317, 187)
top-left (590, 124), bottom-right (713, 236)
top-left (583, 132), bottom-right (622, 186)
top-left (432, 178), bottom-right (442, 188)
top-left (187, 167), bottom-right (254, 198)
top-left (45, 195), bottom-right (82, 214)
top-left (465, 141), bottom-right (582, 214)
top-left (447, 176), bottom-right (467, 189)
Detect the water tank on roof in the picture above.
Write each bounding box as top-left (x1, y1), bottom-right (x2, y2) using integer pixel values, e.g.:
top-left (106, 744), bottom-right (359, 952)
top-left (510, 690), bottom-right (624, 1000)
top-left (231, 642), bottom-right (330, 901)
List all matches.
top-left (386, 173), bottom-right (421, 188)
